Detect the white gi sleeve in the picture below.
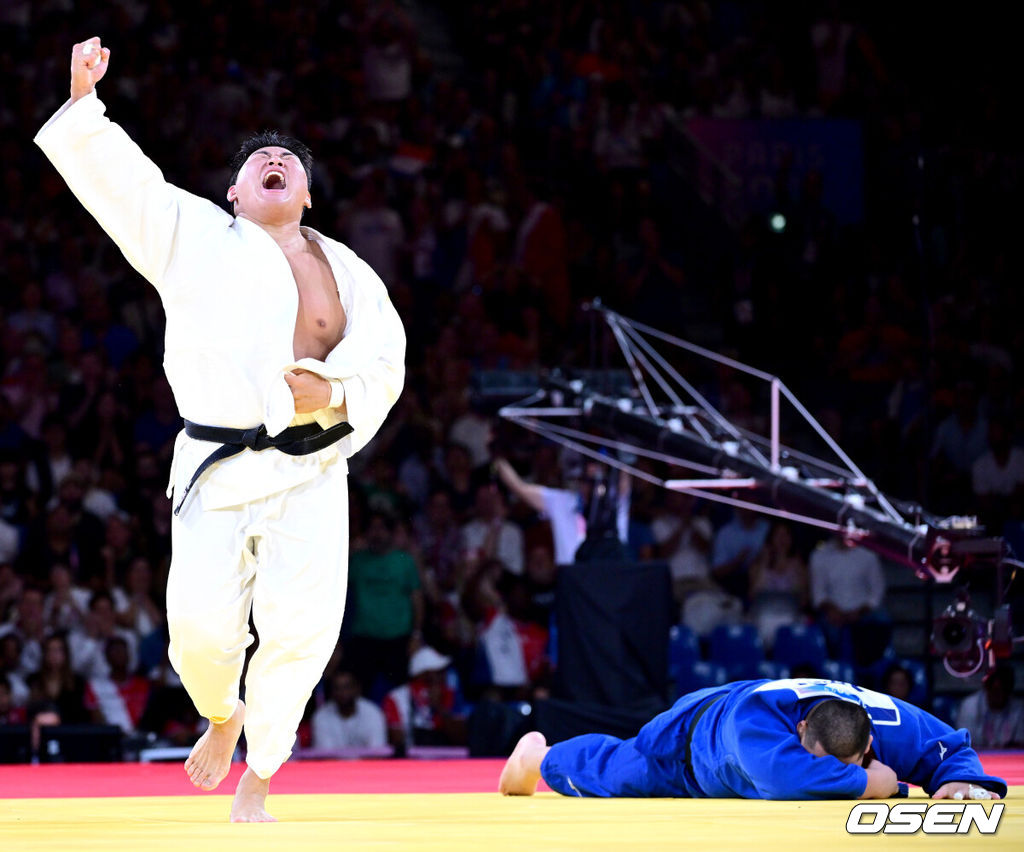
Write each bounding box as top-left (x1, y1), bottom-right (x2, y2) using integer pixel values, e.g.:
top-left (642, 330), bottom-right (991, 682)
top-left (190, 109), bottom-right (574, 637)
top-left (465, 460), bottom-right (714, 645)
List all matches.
top-left (34, 91), bottom-right (224, 291)
top-left (330, 284), bottom-right (406, 455)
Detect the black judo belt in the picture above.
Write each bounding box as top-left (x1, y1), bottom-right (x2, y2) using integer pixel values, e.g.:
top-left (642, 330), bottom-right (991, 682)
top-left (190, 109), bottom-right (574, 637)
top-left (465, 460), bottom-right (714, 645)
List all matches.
top-left (174, 419), bottom-right (353, 515)
top-left (682, 693), bottom-right (724, 789)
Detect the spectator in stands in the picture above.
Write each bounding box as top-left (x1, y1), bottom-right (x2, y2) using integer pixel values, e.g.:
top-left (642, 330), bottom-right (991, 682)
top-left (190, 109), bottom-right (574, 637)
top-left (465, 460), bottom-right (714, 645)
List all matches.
top-left (382, 645), bottom-right (466, 753)
top-left (748, 522), bottom-right (809, 648)
top-left (413, 488), bottom-right (464, 596)
top-left (311, 670), bottom-right (387, 751)
top-left (344, 512), bottom-right (424, 696)
top-left (112, 557), bottom-right (164, 645)
top-left (345, 169), bottom-right (405, 287)
top-left (360, 0), bottom-right (417, 103)
top-left (98, 512), bottom-right (138, 591)
top-left (0, 677), bottom-right (26, 724)
top-left (24, 414), bottom-right (72, 501)
top-left (510, 179), bottom-right (570, 329)
top-left (0, 632), bottom-right (28, 706)
top-left (0, 561), bottom-right (24, 623)
top-left (69, 590), bottom-right (137, 680)
top-left (710, 507), bottom-right (770, 603)
top-left (881, 663), bottom-right (914, 704)
top-left (523, 544), bottom-right (558, 628)
top-left (460, 481), bottom-right (524, 576)
top-left (930, 381), bottom-right (989, 510)
top-left (84, 636), bottom-right (150, 734)
top-left (0, 448), bottom-right (37, 534)
top-left (500, 571), bottom-right (550, 692)
top-left (0, 523), bottom-right (19, 572)
top-left (461, 561), bottom-right (529, 695)
top-left (0, 586), bottom-right (46, 677)
top-left (435, 443), bottom-right (479, 521)
top-left (957, 664), bottom-right (1024, 749)
top-left (809, 535), bottom-right (888, 666)
top-left (33, 471), bottom-right (105, 585)
top-left (651, 490), bottom-right (713, 606)
top-left (25, 632), bottom-right (88, 724)
top-left (623, 217), bottom-right (687, 328)
top-left (131, 377), bottom-right (180, 458)
top-left (971, 416), bottom-right (1024, 531)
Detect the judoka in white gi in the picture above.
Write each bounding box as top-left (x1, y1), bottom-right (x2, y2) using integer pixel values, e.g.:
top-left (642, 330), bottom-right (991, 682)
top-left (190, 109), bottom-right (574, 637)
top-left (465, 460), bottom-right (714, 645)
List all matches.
top-left (35, 38), bottom-right (406, 821)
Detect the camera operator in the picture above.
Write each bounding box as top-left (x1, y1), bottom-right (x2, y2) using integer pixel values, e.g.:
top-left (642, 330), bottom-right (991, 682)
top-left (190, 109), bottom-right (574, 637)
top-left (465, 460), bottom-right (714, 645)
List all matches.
top-left (493, 456), bottom-right (631, 564)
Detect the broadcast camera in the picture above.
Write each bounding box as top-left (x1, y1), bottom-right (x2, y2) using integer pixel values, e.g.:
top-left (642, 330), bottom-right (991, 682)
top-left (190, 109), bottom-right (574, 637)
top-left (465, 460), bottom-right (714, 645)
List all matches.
top-left (927, 524), bottom-right (1017, 677)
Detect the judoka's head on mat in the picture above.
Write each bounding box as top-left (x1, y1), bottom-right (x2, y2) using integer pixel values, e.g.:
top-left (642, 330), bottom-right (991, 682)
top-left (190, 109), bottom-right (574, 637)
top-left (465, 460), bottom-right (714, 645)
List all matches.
top-left (796, 699), bottom-right (873, 765)
top-left (227, 130), bottom-right (314, 225)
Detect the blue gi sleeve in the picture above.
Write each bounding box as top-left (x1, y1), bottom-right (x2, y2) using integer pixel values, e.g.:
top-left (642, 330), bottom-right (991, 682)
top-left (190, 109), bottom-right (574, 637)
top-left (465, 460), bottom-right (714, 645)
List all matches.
top-left (873, 699), bottom-right (1007, 798)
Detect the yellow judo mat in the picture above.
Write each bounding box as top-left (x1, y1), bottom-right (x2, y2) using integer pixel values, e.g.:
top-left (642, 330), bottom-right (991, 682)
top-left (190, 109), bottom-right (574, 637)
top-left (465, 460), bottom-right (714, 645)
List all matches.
top-left (1, 789), bottom-right (1021, 851)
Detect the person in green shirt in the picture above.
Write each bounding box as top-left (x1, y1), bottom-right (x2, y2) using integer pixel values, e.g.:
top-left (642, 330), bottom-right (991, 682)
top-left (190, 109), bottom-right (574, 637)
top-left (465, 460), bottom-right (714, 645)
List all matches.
top-left (345, 512), bottom-right (423, 696)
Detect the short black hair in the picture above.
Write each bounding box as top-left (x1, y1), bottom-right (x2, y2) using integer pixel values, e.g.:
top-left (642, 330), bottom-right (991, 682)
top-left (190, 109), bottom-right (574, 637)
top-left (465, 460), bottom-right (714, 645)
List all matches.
top-left (803, 699), bottom-right (871, 760)
top-left (229, 130), bottom-right (314, 190)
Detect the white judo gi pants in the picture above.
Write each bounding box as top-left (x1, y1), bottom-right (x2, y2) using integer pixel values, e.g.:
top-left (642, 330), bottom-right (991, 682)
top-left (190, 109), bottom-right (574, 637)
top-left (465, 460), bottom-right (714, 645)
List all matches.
top-left (166, 461), bottom-right (348, 780)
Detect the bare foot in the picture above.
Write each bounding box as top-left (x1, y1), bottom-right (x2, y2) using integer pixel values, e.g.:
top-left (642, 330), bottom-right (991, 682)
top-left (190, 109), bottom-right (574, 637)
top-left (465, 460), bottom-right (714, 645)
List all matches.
top-left (499, 731), bottom-right (549, 796)
top-left (184, 699), bottom-right (245, 791)
top-left (230, 767), bottom-right (276, 823)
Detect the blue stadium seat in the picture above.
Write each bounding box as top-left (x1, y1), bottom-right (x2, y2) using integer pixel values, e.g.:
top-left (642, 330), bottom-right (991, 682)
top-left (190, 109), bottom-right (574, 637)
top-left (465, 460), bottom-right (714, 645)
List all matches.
top-left (708, 623), bottom-right (764, 680)
top-left (930, 694), bottom-right (960, 727)
top-left (675, 660), bottom-right (729, 696)
top-left (856, 647), bottom-right (898, 690)
top-left (772, 623), bottom-right (828, 671)
top-left (821, 659), bottom-right (856, 684)
top-left (757, 660), bottom-right (790, 680)
top-left (668, 624), bottom-right (700, 684)
top-left (897, 658), bottom-right (929, 706)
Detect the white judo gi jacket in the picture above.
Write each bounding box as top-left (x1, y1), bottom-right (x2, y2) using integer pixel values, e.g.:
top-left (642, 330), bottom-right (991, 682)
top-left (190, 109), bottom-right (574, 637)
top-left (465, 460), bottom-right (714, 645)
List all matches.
top-left (34, 92), bottom-right (406, 510)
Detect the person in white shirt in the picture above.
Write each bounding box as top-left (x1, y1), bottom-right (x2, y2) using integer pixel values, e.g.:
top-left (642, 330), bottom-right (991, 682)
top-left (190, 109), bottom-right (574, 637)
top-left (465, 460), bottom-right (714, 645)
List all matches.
top-left (36, 38), bottom-right (405, 822)
top-left (311, 670), bottom-right (387, 750)
top-left (460, 482), bottom-right (524, 575)
top-left (650, 491), bottom-right (714, 593)
top-left (956, 664), bottom-right (1024, 749)
top-left (809, 536), bottom-right (889, 665)
top-left (971, 418), bottom-right (1024, 532)
top-left (493, 457), bottom-right (630, 565)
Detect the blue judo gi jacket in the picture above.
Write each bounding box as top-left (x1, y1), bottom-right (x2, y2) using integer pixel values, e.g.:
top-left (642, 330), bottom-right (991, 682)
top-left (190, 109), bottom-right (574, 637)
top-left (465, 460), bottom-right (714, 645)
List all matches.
top-left (541, 678), bottom-right (1007, 800)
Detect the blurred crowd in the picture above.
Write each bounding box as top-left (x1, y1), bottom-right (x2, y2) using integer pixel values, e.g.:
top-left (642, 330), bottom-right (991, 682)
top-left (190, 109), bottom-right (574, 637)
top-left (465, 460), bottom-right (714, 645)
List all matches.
top-left (1, 1), bottom-right (1023, 759)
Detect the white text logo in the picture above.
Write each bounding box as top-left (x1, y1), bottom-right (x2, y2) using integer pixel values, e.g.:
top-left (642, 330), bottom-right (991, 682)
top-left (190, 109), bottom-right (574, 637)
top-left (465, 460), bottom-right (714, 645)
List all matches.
top-left (846, 802), bottom-right (1004, 835)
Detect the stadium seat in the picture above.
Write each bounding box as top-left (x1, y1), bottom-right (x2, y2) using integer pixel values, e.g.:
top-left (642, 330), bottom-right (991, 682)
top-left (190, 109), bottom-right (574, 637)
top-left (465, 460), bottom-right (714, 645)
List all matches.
top-left (930, 694), bottom-right (960, 727)
top-left (757, 660), bottom-right (789, 680)
top-left (668, 624), bottom-right (700, 684)
top-left (821, 659), bottom-right (856, 683)
top-left (856, 646), bottom-right (898, 689)
top-left (897, 657), bottom-right (929, 706)
top-left (675, 660), bottom-right (729, 696)
top-left (772, 623), bottom-right (828, 671)
top-left (708, 623), bottom-right (764, 680)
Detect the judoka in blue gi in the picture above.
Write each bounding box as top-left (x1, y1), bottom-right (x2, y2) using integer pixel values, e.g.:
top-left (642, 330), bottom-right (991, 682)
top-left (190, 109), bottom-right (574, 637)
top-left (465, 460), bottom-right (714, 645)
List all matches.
top-left (499, 679), bottom-right (1007, 801)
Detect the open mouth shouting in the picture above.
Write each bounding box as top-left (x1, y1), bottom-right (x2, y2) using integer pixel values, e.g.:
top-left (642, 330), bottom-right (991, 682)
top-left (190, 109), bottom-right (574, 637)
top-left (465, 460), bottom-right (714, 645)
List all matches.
top-left (262, 168), bottom-right (287, 191)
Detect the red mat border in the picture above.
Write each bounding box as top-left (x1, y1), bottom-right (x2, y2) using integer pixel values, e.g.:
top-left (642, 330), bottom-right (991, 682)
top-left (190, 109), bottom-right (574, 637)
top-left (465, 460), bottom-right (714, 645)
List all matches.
top-left (0, 754), bottom-right (1019, 799)
top-left (0, 759), bottom-right (518, 798)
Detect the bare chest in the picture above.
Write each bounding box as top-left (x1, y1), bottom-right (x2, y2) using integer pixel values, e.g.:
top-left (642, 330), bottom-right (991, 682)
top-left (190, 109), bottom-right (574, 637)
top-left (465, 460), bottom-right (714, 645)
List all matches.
top-left (286, 245), bottom-right (347, 361)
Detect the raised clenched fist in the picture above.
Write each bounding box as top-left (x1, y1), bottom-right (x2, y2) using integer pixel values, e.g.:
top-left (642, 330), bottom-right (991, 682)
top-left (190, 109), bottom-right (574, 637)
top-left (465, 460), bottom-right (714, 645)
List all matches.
top-left (70, 37), bottom-right (111, 103)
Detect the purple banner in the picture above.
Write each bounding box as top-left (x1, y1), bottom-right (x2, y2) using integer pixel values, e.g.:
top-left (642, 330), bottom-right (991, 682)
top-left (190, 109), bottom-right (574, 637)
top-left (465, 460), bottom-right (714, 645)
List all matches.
top-left (686, 118), bottom-right (864, 224)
